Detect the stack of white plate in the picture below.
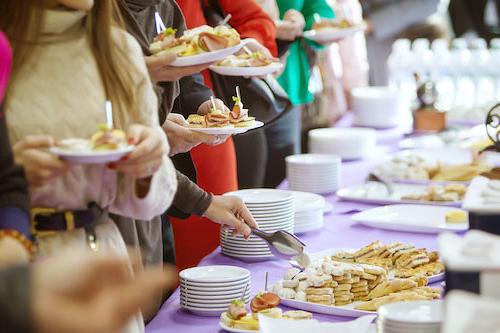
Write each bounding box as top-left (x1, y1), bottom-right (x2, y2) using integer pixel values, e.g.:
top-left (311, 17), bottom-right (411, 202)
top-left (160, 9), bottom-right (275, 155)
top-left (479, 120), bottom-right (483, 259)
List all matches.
top-left (221, 189), bottom-right (294, 261)
top-left (377, 300), bottom-right (442, 333)
top-left (179, 265), bottom-right (251, 316)
top-left (308, 127), bottom-right (376, 160)
top-left (292, 191), bottom-right (325, 233)
top-left (286, 154), bottom-right (341, 194)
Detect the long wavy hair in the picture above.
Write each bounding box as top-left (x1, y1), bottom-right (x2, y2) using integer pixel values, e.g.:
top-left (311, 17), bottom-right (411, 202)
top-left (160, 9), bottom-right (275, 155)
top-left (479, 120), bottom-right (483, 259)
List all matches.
top-left (0, 0), bottom-right (139, 127)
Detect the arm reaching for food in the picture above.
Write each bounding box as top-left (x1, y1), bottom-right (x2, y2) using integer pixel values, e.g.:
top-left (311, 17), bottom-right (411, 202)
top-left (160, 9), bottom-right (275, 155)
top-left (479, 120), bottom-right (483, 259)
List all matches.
top-left (203, 196), bottom-right (258, 237)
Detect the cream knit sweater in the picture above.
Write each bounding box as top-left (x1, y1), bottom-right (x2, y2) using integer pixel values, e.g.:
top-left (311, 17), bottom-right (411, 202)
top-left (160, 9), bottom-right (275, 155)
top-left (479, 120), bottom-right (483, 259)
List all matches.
top-left (6, 8), bottom-right (177, 220)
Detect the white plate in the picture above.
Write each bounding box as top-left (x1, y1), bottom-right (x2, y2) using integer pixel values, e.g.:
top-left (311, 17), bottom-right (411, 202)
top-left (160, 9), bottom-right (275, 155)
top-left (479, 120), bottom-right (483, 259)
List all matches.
top-left (226, 189), bottom-right (294, 204)
top-left (49, 145), bottom-right (134, 164)
top-left (171, 41), bottom-right (246, 67)
top-left (303, 24), bottom-right (366, 43)
top-left (463, 176), bottom-right (500, 214)
top-left (209, 62), bottom-right (283, 77)
top-left (220, 321), bottom-right (257, 333)
top-left (180, 294), bottom-right (250, 305)
top-left (351, 204), bottom-right (469, 234)
top-left (286, 154), bottom-right (341, 166)
top-left (190, 120), bottom-right (264, 135)
top-left (180, 283), bottom-right (249, 293)
top-left (180, 277), bottom-right (250, 288)
top-left (179, 265), bottom-right (250, 283)
top-left (378, 300), bottom-right (443, 324)
top-left (337, 183), bottom-right (462, 207)
top-left (180, 304), bottom-right (227, 316)
top-left (180, 288), bottom-right (249, 298)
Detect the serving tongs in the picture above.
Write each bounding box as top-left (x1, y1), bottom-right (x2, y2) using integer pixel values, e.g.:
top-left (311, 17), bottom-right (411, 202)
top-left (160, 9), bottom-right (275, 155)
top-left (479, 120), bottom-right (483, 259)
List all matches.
top-left (365, 172), bottom-right (394, 196)
top-left (251, 228), bottom-right (306, 261)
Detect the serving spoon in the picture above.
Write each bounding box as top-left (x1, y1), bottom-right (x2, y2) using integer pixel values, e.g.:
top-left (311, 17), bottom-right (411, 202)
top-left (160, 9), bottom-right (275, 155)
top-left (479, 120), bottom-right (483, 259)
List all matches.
top-left (251, 228), bottom-right (308, 266)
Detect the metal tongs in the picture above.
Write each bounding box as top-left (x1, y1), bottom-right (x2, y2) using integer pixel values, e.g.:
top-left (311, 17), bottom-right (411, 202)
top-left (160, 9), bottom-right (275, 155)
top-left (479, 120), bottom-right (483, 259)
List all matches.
top-left (251, 228), bottom-right (306, 260)
top-left (365, 173), bottom-right (394, 196)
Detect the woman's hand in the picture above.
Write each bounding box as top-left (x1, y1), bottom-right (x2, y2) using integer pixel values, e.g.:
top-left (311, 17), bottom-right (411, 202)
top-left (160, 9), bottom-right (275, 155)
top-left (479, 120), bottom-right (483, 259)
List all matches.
top-left (144, 52), bottom-right (213, 82)
top-left (276, 9), bottom-right (305, 41)
top-left (110, 124), bottom-right (166, 179)
top-left (203, 196), bottom-right (258, 237)
top-left (13, 135), bottom-right (72, 187)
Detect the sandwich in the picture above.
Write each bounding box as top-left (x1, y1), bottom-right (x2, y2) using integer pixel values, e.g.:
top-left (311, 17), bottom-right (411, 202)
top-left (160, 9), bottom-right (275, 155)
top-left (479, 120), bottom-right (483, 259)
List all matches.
top-left (90, 125), bottom-right (127, 151)
top-left (187, 114), bottom-right (206, 128)
top-left (229, 96), bottom-right (255, 128)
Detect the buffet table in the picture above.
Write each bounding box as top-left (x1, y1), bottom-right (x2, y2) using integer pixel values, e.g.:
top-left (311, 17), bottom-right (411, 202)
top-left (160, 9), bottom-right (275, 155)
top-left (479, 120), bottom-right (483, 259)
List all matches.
top-left (146, 116), bottom-right (439, 333)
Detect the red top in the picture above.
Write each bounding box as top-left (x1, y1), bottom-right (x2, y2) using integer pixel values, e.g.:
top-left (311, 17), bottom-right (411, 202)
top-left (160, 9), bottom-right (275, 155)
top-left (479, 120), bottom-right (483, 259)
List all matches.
top-left (0, 32), bottom-right (12, 104)
top-left (177, 0), bottom-right (278, 87)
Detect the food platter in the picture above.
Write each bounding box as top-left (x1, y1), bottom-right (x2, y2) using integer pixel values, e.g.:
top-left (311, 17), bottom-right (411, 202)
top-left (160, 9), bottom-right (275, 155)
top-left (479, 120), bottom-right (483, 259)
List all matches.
top-left (171, 42), bottom-right (246, 67)
top-left (49, 145), bottom-right (134, 164)
top-left (303, 24), bottom-right (366, 43)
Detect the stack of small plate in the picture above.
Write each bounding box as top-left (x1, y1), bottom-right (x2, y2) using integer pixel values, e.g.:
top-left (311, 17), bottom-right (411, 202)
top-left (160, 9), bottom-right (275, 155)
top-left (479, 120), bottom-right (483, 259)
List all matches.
top-left (292, 191), bottom-right (325, 234)
top-left (179, 265), bottom-right (251, 316)
top-left (377, 300), bottom-right (442, 333)
top-left (286, 154), bottom-right (341, 194)
top-left (221, 189), bottom-right (294, 261)
top-left (308, 127), bottom-right (376, 160)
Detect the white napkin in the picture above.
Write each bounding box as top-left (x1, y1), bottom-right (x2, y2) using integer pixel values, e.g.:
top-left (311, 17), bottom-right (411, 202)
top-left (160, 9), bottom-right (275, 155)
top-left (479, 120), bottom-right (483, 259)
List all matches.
top-left (439, 230), bottom-right (500, 270)
top-left (259, 314), bottom-right (376, 333)
top-left (442, 290), bottom-right (500, 333)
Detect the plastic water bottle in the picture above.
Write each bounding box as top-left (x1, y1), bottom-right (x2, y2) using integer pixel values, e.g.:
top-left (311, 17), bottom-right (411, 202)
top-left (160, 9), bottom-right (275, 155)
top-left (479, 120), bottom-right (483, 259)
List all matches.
top-left (470, 38), bottom-right (495, 113)
top-left (387, 39), bottom-right (416, 109)
top-left (431, 39), bottom-right (455, 112)
top-left (450, 38), bottom-right (475, 118)
top-left (489, 38), bottom-right (500, 103)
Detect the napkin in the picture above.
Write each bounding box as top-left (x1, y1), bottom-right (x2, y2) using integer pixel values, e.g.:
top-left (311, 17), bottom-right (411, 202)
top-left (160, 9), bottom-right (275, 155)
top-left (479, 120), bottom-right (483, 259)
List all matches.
top-left (442, 290), bottom-right (500, 333)
top-left (259, 314), bottom-right (376, 333)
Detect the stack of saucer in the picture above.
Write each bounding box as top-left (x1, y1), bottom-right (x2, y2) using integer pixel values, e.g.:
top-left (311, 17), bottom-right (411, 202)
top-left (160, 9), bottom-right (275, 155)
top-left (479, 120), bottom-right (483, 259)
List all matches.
top-left (286, 154), bottom-right (341, 194)
top-left (221, 189), bottom-right (294, 261)
top-left (179, 265), bottom-right (251, 316)
top-left (377, 300), bottom-right (442, 333)
top-left (308, 127), bottom-right (376, 160)
top-left (292, 191), bottom-right (325, 234)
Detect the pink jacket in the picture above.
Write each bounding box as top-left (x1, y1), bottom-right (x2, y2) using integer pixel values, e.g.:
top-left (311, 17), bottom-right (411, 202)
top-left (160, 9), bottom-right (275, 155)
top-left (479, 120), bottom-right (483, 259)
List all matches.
top-left (0, 32), bottom-right (12, 103)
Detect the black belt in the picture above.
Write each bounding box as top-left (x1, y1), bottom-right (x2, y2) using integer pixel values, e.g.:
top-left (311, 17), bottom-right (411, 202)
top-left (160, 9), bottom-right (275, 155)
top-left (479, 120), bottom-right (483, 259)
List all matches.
top-left (31, 203), bottom-right (107, 233)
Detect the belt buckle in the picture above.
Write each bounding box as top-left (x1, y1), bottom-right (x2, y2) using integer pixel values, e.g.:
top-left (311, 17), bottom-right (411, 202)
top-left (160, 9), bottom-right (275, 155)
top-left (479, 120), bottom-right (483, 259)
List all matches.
top-left (31, 207), bottom-right (76, 236)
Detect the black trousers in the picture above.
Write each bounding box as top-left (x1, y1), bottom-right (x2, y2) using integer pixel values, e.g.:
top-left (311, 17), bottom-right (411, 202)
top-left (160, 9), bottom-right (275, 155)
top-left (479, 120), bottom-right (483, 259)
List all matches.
top-left (233, 105), bottom-right (301, 189)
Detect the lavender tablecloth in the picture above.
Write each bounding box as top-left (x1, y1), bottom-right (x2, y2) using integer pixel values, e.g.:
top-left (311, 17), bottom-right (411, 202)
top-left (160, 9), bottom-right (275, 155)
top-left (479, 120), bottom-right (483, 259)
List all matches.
top-left (147, 117), bottom-right (437, 333)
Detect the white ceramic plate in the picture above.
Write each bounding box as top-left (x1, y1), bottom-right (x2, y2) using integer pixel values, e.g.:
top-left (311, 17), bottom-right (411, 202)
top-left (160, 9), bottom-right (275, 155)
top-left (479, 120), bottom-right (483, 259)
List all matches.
top-left (171, 42), bottom-right (246, 67)
top-left (180, 294), bottom-right (250, 305)
top-left (190, 120), bottom-right (264, 135)
top-left (336, 183), bottom-right (462, 207)
top-left (226, 189), bottom-right (294, 204)
top-left (180, 283), bottom-right (249, 293)
top-left (180, 304), bottom-right (227, 316)
top-left (49, 145), bottom-right (134, 164)
top-left (180, 287), bottom-right (249, 297)
top-left (220, 321), bottom-right (257, 333)
top-left (209, 62), bottom-right (283, 77)
top-left (280, 297), bottom-right (373, 317)
top-left (303, 24), bottom-right (366, 43)
top-left (463, 176), bottom-right (500, 214)
top-left (180, 278), bottom-right (250, 288)
top-left (378, 300), bottom-right (443, 324)
top-left (351, 204), bottom-right (469, 234)
top-left (179, 265), bottom-right (250, 283)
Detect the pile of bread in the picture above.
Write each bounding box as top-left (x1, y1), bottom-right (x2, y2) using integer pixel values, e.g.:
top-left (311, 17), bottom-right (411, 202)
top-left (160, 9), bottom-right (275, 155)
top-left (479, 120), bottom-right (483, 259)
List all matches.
top-left (401, 184), bottom-right (467, 202)
top-left (273, 241), bottom-right (444, 311)
top-left (333, 240), bottom-right (445, 279)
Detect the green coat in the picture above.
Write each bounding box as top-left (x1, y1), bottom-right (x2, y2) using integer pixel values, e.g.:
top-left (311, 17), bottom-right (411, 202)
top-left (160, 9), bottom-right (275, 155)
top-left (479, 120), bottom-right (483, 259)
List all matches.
top-left (276, 0), bottom-right (335, 105)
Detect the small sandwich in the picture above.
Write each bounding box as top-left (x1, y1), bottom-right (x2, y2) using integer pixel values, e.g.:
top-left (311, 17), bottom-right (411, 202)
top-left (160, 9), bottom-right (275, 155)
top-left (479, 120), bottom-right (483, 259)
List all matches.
top-left (283, 310), bottom-right (313, 320)
top-left (250, 292), bottom-right (281, 318)
top-left (220, 299), bottom-right (260, 331)
top-left (229, 96), bottom-right (255, 128)
top-left (57, 138), bottom-right (91, 152)
top-left (90, 125), bottom-right (127, 151)
top-left (206, 109), bottom-right (231, 128)
top-left (187, 114), bottom-right (206, 128)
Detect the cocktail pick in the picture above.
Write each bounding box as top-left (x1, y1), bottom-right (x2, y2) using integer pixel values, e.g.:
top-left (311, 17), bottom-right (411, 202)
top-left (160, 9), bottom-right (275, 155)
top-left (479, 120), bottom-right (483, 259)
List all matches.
top-left (154, 12), bottom-right (166, 34)
top-left (105, 100), bottom-right (113, 129)
top-left (210, 96), bottom-right (217, 112)
top-left (313, 13), bottom-right (321, 24)
top-left (265, 271), bottom-right (268, 291)
top-left (220, 13), bottom-right (232, 26)
top-left (235, 86), bottom-right (242, 105)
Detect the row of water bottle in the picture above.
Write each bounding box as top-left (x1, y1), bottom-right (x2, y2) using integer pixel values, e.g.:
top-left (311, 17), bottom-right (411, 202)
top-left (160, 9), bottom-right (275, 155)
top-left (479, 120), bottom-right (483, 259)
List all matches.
top-left (387, 37), bottom-right (500, 124)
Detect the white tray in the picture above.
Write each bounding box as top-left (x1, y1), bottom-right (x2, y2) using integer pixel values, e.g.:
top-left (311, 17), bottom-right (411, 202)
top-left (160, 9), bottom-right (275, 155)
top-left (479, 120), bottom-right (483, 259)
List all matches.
top-left (190, 121), bottom-right (264, 135)
top-left (351, 204), bottom-right (469, 234)
top-left (209, 62), bottom-right (283, 77)
top-left (336, 183), bottom-right (462, 207)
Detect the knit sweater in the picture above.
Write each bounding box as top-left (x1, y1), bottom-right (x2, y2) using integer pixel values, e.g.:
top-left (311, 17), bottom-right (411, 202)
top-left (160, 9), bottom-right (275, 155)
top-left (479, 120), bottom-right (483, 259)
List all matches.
top-left (5, 8), bottom-right (177, 219)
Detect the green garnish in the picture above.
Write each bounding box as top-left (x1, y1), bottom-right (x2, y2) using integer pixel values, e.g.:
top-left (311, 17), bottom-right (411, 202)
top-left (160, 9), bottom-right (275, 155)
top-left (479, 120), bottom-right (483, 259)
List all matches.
top-left (231, 299), bottom-right (244, 306)
top-left (97, 123), bottom-right (111, 131)
top-left (163, 27), bottom-right (177, 36)
top-left (232, 96), bottom-right (241, 104)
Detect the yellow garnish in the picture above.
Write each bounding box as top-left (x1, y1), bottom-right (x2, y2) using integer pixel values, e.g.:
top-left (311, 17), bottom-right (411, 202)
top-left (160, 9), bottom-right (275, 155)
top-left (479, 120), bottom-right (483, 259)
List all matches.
top-left (445, 211), bottom-right (467, 223)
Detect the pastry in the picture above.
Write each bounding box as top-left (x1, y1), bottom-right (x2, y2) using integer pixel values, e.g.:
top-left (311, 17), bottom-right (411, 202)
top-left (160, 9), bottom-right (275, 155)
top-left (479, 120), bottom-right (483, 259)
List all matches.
top-left (305, 287), bottom-right (333, 296)
top-left (284, 268), bottom-right (301, 280)
top-left (283, 310), bottom-right (313, 320)
top-left (367, 278), bottom-right (418, 300)
top-left (306, 294), bottom-right (333, 305)
top-left (187, 114), bottom-right (206, 128)
top-left (282, 280), bottom-right (299, 289)
top-left (445, 210), bottom-right (467, 223)
top-left (90, 125), bottom-right (127, 151)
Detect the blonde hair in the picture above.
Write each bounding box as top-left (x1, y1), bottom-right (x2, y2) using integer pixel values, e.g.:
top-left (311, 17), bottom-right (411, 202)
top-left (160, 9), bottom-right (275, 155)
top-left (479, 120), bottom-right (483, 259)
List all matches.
top-left (0, 0), bottom-right (140, 127)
